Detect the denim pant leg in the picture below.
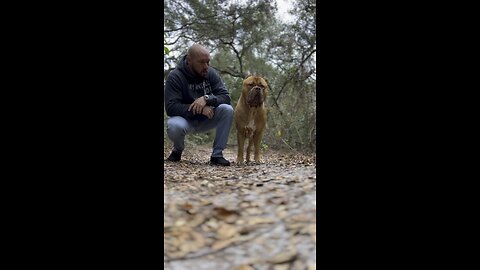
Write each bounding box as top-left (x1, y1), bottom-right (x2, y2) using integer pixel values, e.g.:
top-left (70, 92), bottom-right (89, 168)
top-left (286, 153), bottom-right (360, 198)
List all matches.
top-left (166, 116), bottom-right (195, 153)
top-left (195, 104), bottom-right (234, 157)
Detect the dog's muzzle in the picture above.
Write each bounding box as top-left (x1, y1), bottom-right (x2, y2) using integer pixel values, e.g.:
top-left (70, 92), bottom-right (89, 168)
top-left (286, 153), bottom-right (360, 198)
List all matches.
top-left (247, 86), bottom-right (264, 107)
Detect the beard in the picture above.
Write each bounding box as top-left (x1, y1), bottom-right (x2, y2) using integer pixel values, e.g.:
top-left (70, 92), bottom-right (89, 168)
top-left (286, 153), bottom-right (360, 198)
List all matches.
top-left (187, 60), bottom-right (208, 78)
top-left (194, 69), bottom-right (208, 78)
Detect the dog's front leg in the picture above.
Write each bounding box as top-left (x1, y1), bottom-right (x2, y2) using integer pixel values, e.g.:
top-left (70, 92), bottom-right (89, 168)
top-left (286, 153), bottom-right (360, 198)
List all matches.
top-left (246, 138), bottom-right (253, 163)
top-left (244, 126), bottom-right (254, 164)
top-left (253, 129), bottom-right (264, 163)
top-left (237, 130), bottom-right (245, 165)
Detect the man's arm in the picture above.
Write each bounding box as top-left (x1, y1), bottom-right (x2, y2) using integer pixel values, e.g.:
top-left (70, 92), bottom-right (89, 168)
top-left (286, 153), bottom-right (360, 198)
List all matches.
top-left (205, 71), bottom-right (231, 107)
top-left (164, 73), bottom-right (196, 119)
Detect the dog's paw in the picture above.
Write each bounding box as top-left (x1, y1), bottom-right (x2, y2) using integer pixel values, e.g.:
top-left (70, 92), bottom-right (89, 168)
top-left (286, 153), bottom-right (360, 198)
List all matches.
top-left (254, 159), bottom-right (265, 164)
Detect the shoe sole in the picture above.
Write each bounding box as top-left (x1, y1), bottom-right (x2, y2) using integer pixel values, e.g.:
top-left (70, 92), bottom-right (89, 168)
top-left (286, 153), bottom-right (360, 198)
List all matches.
top-left (210, 162), bottom-right (230, 166)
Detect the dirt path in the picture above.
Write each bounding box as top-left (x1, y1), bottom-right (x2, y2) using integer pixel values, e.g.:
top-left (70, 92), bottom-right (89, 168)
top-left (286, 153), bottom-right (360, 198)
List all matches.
top-left (164, 144), bottom-right (316, 270)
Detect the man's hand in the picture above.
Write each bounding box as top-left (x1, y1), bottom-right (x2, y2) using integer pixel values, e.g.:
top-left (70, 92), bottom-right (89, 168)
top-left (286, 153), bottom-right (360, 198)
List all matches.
top-left (188, 96), bottom-right (207, 115)
top-left (202, 106), bottom-right (214, 119)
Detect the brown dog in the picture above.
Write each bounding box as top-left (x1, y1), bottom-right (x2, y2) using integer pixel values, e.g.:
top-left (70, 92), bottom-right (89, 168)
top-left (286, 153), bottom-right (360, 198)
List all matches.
top-left (234, 75), bottom-right (269, 164)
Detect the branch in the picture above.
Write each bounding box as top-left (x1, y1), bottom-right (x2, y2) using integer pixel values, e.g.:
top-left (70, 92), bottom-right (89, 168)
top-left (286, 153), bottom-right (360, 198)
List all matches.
top-left (164, 35), bottom-right (184, 46)
top-left (299, 48), bottom-right (316, 68)
top-left (220, 39), bottom-right (244, 77)
top-left (273, 70), bottom-right (296, 107)
top-left (164, 21), bottom-right (196, 33)
top-left (280, 137), bottom-right (299, 153)
top-left (210, 66), bottom-right (244, 79)
top-left (265, 84), bottom-right (283, 116)
top-left (164, 14), bottom-right (219, 33)
top-left (273, 48), bottom-right (316, 105)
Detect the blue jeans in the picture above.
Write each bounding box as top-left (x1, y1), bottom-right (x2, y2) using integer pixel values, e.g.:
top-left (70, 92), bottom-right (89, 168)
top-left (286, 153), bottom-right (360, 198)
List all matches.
top-left (166, 104), bottom-right (234, 157)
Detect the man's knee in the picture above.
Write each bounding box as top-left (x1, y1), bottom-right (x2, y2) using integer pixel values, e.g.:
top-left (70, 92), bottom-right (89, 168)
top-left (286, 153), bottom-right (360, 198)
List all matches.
top-left (167, 117), bottom-right (188, 136)
top-left (217, 104), bottom-right (234, 117)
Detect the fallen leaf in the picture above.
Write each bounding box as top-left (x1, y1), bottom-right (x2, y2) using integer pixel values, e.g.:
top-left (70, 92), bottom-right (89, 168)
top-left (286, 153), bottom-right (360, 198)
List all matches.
top-left (174, 219), bottom-right (186, 227)
top-left (235, 219), bottom-right (246, 225)
top-left (238, 225), bottom-right (259, 235)
top-left (267, 249), bottom-right (298, 264)
top-left (244, 207), bottom-right (264, 215)
top-left (276, 210), bottom-right (288, 219)
top-left (290, 214), bottom-right (311, 223)
top-left (291, 260), bottom-right (306, 270)
top-left (233, 265), bottom-right (255, 270)
top-left (211, 238), bottom-right (234, 251)
top-left (213, 207), bottom-right (240, 218)
top-left (188, 214), bottom-right (207, 228)
top-left (179, 202), bottom-right (193, 211)
top-left (232, 234), bottom-right (257, 243)
top-left (164, 144), bottom-right (317, 267)
top-left (272, 263), bottom-right (291, 270)
top-left (240, 202), bottom-right (251, 208)
top-left (198, 198), bottom-right (213, 206)
top-left (248, 217), bottom-right (276, 225)
top-left (286, 223), bottom-right (304, 235)
top-left (217, 223), bottom-right (238, 239)
top-left (165, 250), bottom-right (188, 259)
top-left (224, 214), bottom-right (239, 224)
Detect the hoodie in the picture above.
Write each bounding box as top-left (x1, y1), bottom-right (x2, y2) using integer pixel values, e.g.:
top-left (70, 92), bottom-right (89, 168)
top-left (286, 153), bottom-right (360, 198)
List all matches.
top-left (165, 55), bottom-right (231, 120)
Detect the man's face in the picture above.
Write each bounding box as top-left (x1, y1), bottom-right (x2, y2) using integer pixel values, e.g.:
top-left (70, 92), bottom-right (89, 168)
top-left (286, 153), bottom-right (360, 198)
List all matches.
top-left (188, 52), bottom-right (210, 78)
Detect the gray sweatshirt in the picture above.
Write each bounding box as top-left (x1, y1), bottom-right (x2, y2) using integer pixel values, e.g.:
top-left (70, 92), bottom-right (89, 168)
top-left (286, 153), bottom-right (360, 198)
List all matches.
top-left (164, 55), bottom-right (231, 120)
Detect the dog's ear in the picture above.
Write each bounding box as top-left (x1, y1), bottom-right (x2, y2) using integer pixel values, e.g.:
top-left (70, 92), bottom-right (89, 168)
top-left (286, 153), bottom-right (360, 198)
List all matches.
top-left (263, 77), bottom-right (271, 90)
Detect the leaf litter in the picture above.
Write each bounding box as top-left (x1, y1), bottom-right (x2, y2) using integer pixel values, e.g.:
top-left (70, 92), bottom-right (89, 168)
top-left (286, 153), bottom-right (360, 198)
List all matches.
top-left (164, 144), bottom-right (316, 270)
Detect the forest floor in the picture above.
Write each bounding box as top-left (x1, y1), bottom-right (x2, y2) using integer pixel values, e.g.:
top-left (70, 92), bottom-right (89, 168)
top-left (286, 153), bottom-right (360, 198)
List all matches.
top-left (164, 143), bottom-right (317, 270)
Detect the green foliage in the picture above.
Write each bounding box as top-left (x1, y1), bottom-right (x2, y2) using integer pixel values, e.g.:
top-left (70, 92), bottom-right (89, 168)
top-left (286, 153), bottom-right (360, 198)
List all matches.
top-left (164, 0), bottom-right (316, 151)
top-left (261, 143), bottom-right (269, 151)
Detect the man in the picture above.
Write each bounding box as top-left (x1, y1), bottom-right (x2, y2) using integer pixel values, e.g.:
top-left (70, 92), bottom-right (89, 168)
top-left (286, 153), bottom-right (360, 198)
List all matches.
top-left (164, 43), bottom-right (234, 166)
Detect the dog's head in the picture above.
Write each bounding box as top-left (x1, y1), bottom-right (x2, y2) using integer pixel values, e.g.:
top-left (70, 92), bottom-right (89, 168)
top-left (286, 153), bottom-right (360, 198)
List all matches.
top-left (243, 75), bottom-right (269, 107)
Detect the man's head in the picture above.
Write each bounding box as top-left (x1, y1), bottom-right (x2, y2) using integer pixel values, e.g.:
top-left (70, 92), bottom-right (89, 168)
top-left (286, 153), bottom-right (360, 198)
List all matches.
top-left (186, 44), bottom-right (210, 78)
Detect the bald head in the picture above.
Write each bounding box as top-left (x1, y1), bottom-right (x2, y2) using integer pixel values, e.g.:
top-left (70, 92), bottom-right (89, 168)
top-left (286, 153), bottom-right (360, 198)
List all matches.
top-left (186, 44), bottom-right (211, 78)
top-left (187, 44), bottom-right (210, 59)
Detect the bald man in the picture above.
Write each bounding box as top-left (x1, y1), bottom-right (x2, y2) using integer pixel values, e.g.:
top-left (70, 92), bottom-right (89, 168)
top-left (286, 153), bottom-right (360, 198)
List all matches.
top-left (165, 44), bottom-right (234, 166)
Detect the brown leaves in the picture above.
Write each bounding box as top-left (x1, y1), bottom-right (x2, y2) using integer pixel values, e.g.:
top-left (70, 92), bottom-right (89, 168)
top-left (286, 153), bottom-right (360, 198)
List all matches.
top-left (216, 223), bottom-right (238, 239)
top-left (248, 217), bottom-right (276, 226)
top-left (267, 249), bottom-right (298, 264)
top-left (164, 144), bottom-right (316, 268)
top-left (164, 227), bottom-right (206, 259)
top-left (213, 207), bottom-right (240, 220)
top-left (233, 265), bottom-right (255, 270)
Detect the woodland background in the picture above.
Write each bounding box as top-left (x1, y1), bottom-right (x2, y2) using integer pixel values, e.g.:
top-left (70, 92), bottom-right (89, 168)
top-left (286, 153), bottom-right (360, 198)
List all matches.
top-left (164, 0), bottom-right (316, 152)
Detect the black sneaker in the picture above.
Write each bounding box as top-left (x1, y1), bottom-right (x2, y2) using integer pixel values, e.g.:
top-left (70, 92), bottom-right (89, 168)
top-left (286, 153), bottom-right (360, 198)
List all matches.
top-left (210, 156), bottom-right (231, 166)
top-left (167, 150), bottom-right (182, 162)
